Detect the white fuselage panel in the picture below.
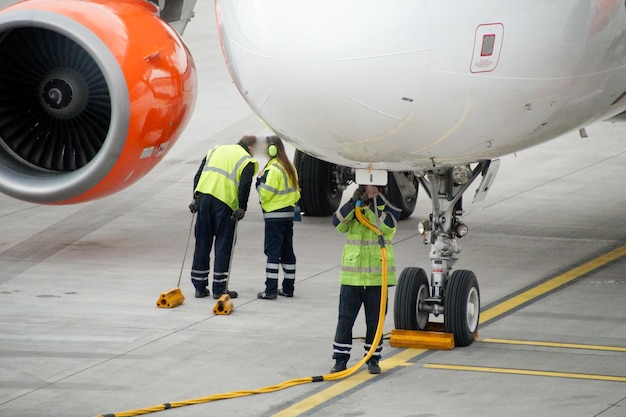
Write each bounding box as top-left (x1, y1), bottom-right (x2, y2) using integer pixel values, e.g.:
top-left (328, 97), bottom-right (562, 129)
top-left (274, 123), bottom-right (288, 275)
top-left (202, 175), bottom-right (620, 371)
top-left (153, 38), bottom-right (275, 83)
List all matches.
top-left (216, 0), bottom-right (626, 169)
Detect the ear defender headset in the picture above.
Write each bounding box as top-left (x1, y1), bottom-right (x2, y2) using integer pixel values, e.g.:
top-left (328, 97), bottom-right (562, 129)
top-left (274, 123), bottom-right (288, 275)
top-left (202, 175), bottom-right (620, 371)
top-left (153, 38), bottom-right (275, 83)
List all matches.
top-left (268, 143), bottom-right (278, 157)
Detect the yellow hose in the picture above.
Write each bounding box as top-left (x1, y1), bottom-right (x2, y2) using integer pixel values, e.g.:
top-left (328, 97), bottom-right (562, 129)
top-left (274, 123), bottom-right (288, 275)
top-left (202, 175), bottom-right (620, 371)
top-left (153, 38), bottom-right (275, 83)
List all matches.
top-left (97, 204), bottom-right (388, 417)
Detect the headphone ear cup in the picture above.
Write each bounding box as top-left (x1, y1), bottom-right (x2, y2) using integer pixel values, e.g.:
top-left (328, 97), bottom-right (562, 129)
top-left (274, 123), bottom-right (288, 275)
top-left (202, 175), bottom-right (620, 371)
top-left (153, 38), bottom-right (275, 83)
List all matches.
top-left (268, 144), bottom-right (277, 157)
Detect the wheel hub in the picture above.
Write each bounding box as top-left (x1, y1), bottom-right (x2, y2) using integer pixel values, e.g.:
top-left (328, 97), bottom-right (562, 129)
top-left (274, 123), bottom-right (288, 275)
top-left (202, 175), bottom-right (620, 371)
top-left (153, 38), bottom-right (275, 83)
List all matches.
top-left (466, 287), bottom-right (479, 332)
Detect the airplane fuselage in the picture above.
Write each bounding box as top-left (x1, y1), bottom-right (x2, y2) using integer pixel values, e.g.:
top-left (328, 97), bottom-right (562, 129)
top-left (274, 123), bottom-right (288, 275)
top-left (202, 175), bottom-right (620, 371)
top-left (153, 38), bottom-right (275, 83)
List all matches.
top-left (216, 0), bottom-right (626, 170)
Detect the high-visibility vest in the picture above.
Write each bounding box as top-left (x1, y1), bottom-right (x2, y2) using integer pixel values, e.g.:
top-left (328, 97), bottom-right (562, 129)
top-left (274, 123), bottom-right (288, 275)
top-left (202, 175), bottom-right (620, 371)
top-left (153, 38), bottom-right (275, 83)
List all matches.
top-left (257, 158), bottom-right (301, 216)
top-left (336, 205), bottom-right (397, 286)
top-left (195, 144), bottom-right (258, 210)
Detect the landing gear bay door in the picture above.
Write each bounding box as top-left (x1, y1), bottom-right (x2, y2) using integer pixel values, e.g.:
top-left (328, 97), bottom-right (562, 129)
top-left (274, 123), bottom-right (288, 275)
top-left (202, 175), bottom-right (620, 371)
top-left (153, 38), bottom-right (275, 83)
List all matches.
top-left (473, 159), bottom-right (500, 203)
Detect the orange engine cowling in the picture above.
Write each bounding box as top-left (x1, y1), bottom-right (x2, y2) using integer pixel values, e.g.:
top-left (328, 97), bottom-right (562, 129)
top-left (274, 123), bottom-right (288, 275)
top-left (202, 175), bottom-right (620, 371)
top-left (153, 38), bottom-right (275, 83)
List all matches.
top-left (0, 0), bottom-right (197, 204)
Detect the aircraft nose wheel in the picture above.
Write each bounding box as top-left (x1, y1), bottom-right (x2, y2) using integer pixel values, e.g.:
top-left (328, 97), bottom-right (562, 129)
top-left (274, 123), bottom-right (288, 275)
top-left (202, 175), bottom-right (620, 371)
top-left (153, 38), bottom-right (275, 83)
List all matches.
top-left (444, 270), bottom-right (480, 347)
top-left (394, 267), bottom-right (430, 330)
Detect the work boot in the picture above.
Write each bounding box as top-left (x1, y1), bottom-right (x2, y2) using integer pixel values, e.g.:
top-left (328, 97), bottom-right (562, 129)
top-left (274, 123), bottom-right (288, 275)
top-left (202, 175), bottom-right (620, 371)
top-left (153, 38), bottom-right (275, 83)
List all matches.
top-left (281, 278), bottom-right (295, 296)
top-left (195, 288), bottom-right (210, 298)
top-left (257, 291), bottom-right (277, 300)
top-left (330, 360), bottom-right (348, 373)
top-left (278, 289), bottom-right (293, 297)
top-left (213, 290), bottom-right (238, 299)
top-left (367, 359), bottom-right (381, 375)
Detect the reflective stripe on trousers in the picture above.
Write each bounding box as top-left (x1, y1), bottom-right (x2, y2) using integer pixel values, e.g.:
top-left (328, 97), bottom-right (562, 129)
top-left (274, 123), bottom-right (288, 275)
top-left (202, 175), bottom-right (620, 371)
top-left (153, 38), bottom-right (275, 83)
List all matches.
top-left (332, 285), bottom-right (385, 360)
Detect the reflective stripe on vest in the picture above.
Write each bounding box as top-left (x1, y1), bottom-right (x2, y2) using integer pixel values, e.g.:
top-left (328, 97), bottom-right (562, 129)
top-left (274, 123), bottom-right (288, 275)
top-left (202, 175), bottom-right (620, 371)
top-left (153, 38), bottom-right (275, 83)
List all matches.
top-left (337, 206), bottom-right (397, 286)
top-left (195, 144), bottom-right (258, 210)
top-left (257, 162), bottom-right (297, 195)
top-left (345, 239), bottom-right (393, 247)
top-left (341, 265), bottom-right (397, 274)
top-left (263, 211), bottom-right (294, 219)
top-left (258, 159), bottom-right (300, 213)
top-left (203, 148), bottom-right (252, 188)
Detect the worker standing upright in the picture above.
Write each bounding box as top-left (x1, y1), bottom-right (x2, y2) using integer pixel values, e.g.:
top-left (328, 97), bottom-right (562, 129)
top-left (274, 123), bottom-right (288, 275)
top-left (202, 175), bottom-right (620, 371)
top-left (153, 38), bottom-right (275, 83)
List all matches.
top-left (189, 135), bottom-right (259, 299)
top-left (255, 136), bottom-right (301, 300)
top-left (330, 185), bottom-right (400, 374)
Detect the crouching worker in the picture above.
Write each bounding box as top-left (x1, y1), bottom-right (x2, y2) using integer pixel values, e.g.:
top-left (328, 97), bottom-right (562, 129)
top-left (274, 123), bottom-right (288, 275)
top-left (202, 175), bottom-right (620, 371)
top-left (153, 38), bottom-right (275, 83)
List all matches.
top-left (330, 184), bottom-right (400, 374)
top-left (256, 136), bottom-right (301, 299)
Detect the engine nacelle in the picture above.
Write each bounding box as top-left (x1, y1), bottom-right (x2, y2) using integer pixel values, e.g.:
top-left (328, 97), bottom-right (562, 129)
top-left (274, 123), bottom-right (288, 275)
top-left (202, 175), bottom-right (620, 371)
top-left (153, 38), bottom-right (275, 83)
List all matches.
top-left (0, 0), bottom-right (197, 204)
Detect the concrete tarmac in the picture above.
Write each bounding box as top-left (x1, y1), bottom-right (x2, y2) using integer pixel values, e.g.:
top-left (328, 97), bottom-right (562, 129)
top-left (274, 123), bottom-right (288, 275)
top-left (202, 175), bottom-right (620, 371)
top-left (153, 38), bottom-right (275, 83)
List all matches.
top-left (1, 1), bottom-right (625, 416)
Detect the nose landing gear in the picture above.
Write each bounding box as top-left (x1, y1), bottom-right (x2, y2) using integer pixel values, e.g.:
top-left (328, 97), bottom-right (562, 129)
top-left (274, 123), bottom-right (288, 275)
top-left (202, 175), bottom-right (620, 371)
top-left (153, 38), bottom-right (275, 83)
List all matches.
top-left (394, 160), bottom-right (497, 347)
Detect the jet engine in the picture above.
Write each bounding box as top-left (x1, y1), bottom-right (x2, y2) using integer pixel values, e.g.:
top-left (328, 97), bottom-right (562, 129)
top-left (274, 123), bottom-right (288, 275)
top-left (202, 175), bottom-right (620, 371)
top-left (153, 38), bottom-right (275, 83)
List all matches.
top-left (0, 0), bottom-right (197, 204)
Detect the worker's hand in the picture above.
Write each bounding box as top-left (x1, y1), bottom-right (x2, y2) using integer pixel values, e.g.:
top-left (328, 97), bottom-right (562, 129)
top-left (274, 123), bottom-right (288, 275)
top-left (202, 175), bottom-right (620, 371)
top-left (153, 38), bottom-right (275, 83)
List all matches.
top-left (350, 187), bottom-right (366, 206)
top-left (188, 199), bottom-right (198, 214)
top-left (232, 208), bottom-right (246, 221)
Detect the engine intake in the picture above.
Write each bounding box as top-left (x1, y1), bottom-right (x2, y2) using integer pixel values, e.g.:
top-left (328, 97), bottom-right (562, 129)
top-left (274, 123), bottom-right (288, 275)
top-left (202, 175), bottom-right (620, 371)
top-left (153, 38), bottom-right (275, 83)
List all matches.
top-left (0, 27), bottom-right (110, 172)
top-left (0, 0), bottom-right (197, 204)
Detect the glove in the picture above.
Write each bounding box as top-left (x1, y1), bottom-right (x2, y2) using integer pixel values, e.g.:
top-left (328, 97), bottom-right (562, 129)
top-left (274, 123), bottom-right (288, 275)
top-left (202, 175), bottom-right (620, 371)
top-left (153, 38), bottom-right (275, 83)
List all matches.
top-left (350, 187), bottom-right (366, 206)
top-left (188, 199), bottom-right (198, 214)
top-left (232, 208), bottom-right (245, 221)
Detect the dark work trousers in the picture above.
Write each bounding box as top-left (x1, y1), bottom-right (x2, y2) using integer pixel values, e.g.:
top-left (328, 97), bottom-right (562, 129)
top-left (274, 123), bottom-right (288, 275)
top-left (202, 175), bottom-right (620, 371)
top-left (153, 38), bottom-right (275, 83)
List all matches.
top-left (190, 194), bottom-right (236, 295)
top-left (263, 219), bottom-right (296, 296)
top-left (332, 285), bottom-right (386, 363)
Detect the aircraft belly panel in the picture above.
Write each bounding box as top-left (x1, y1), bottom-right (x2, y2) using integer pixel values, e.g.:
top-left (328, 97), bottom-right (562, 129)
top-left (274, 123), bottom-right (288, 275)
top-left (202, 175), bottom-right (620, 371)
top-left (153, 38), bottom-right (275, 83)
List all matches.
top-left (217, 0), bottom-right (626, 170)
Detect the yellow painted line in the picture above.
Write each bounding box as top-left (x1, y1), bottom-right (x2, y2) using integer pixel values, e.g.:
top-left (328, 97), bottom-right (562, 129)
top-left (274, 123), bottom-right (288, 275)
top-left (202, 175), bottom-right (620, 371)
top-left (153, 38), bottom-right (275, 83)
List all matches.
top-left (424, 363), bottom-right (626, 383)
top-left (479, 244), bottom-right (626, 324)
top-left (382, 348), bottom-right (425, 367)
top-left (481, 338), bottom-right (626, 352)
top-left (272, 349), bottom-right (424, 417)
top-left (272, 244), bottom-right (626, 416)
top-left (271, 370), bottom-right (377, 417)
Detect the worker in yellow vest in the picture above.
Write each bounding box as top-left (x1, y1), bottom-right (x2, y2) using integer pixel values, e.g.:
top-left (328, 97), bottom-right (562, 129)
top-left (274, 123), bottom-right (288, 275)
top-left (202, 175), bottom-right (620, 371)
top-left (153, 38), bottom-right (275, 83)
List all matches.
top-left (330, 184), bottom-right (400, 374)
top-left (189, 135), bottom-right (259, 299)
top-left (255, 136), bottom-right (301, 299)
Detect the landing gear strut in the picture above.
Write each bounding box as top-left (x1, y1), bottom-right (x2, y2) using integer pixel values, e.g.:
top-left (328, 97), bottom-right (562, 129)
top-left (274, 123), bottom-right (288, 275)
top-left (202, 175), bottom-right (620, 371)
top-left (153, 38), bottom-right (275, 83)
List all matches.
top-left (394, 161), bottom-right (495, 347)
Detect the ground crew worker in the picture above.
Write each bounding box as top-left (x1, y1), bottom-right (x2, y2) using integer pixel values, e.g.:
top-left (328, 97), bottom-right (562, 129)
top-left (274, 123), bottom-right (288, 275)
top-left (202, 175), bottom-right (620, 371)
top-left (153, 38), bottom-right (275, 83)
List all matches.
top-left (189, 135), bottom-right (259, 299)
top-left (330, 184), bottom-right (400, 374)
top-left (255, 136), bottom-right (301, 299)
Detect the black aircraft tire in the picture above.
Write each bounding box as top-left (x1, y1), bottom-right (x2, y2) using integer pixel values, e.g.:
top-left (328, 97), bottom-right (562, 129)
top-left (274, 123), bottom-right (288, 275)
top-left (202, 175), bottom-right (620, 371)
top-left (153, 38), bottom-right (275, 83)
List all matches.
top-left (294, 150), bottom-right (342, 217)
top-left (394, 267), bottom-right (430, 330)
top-left (386, 172), bottom-right (419, 220)
top-left (444, 270), bottom-right (480, 347)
